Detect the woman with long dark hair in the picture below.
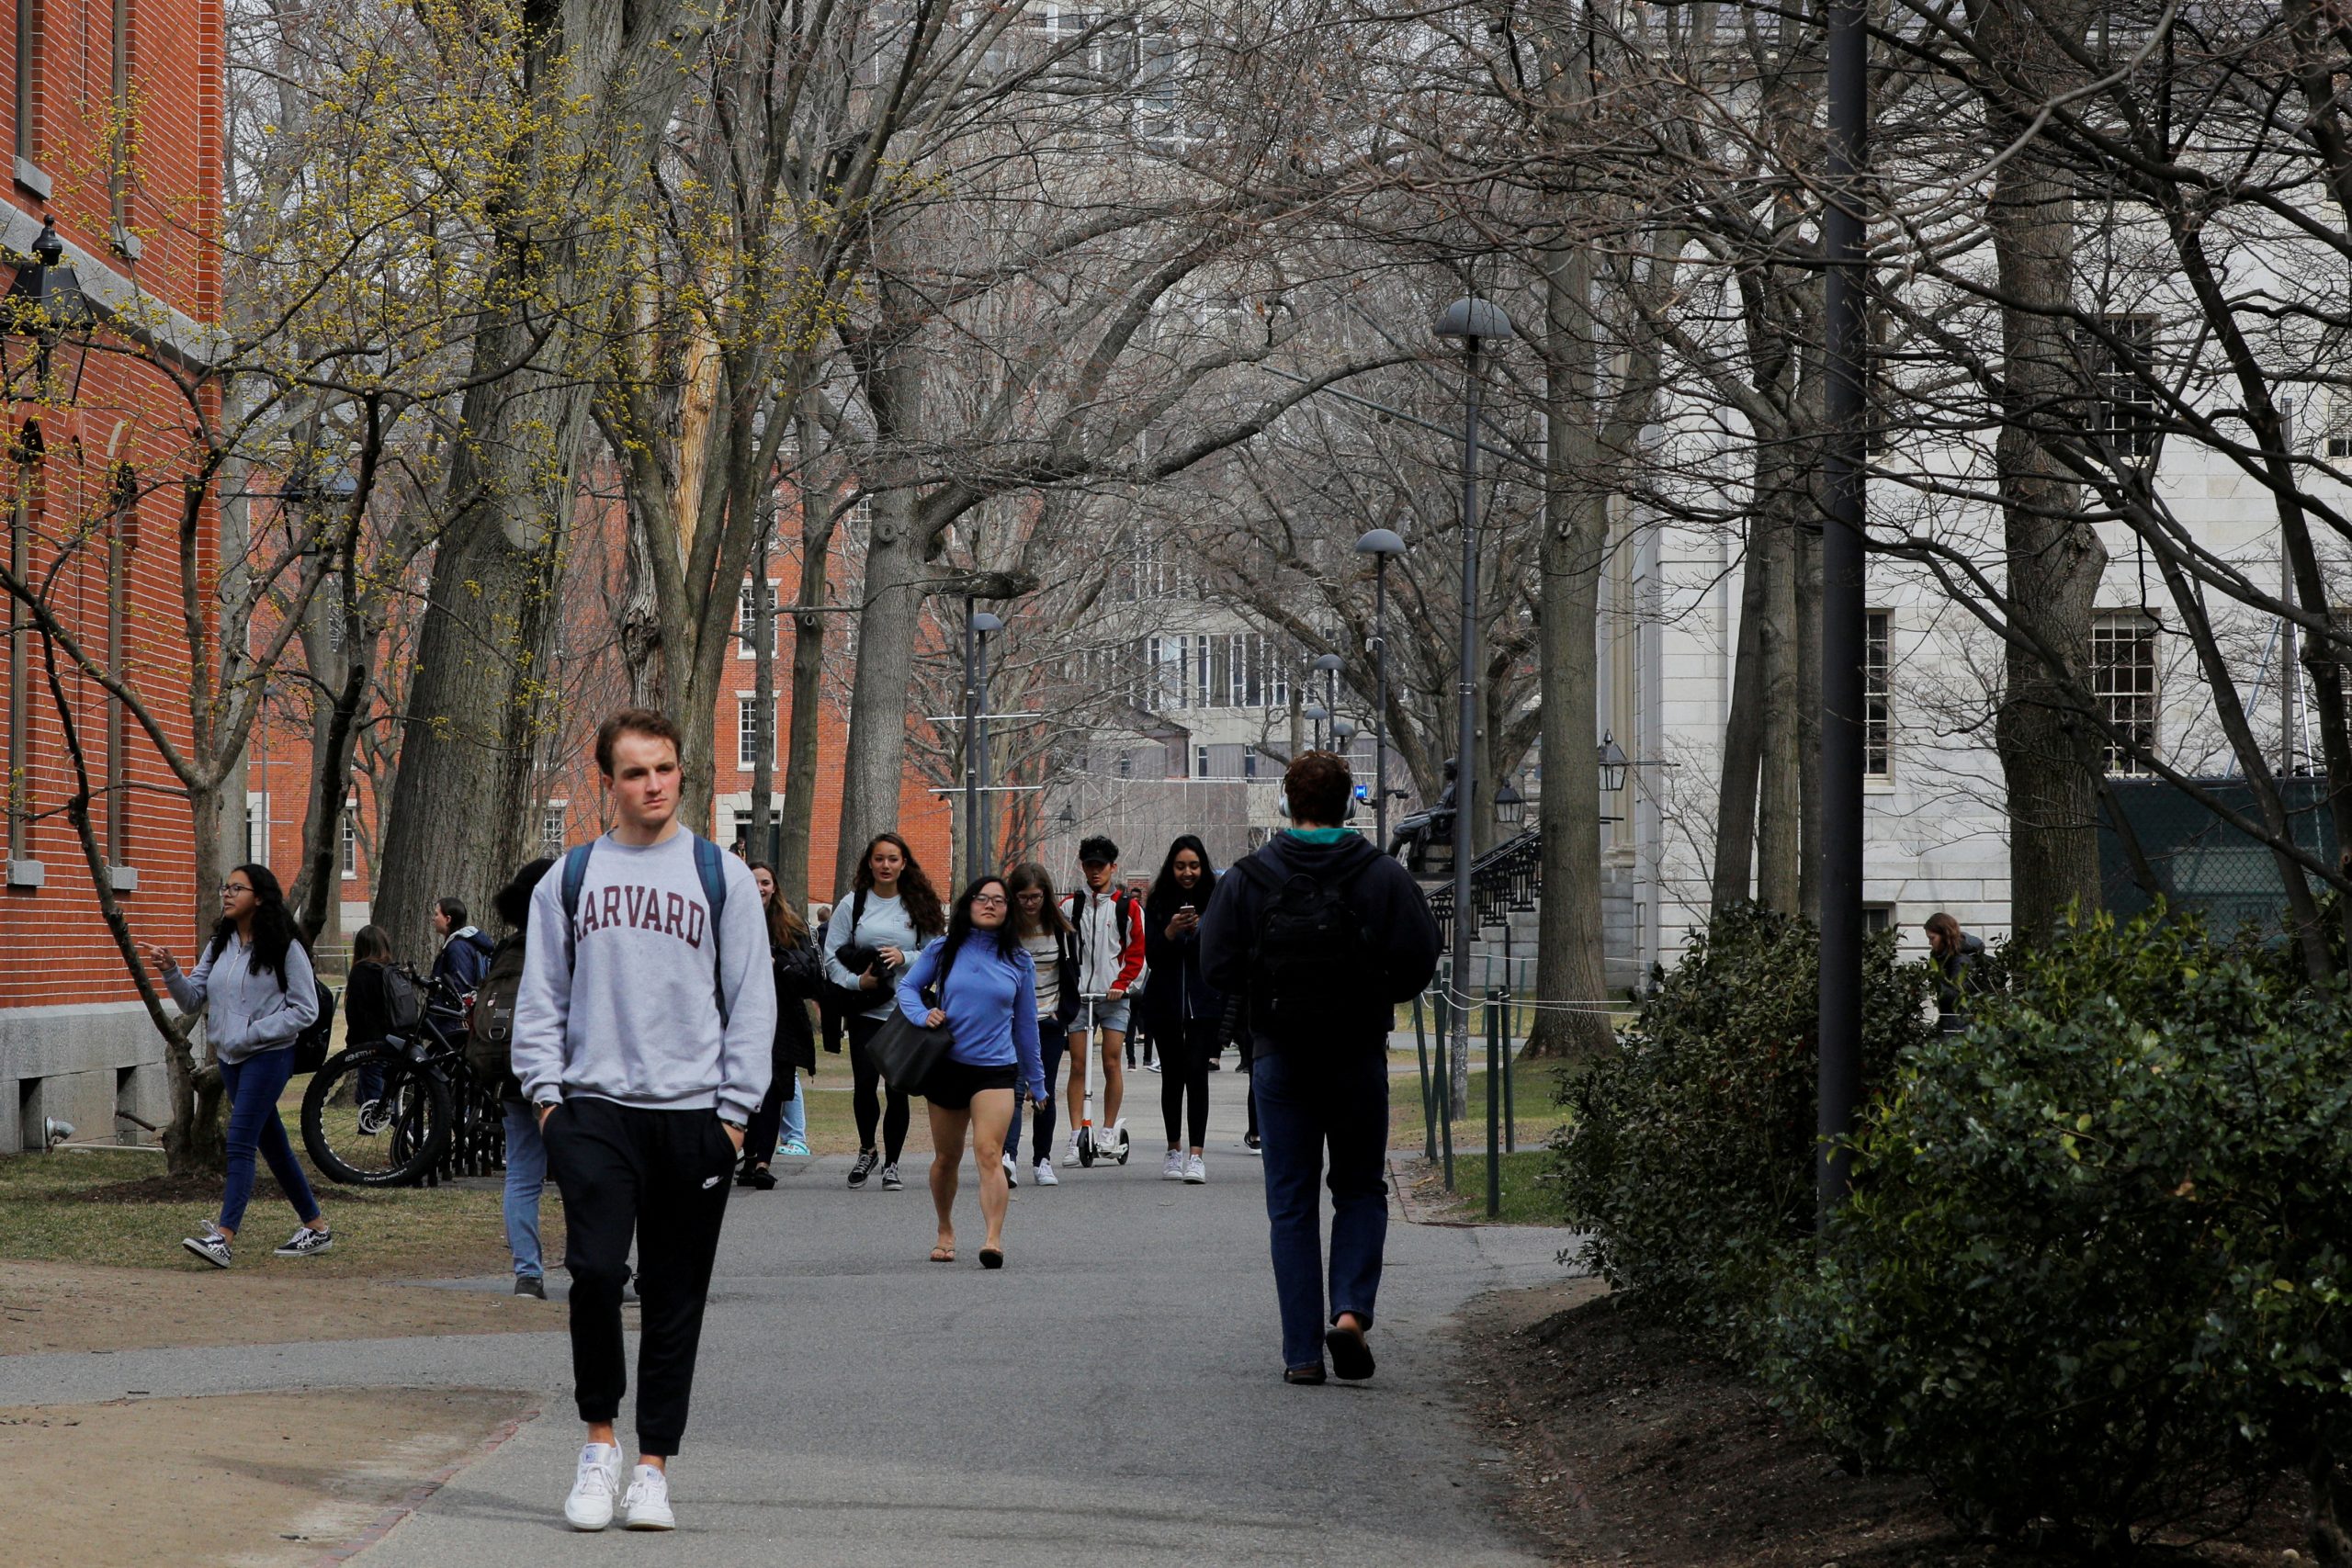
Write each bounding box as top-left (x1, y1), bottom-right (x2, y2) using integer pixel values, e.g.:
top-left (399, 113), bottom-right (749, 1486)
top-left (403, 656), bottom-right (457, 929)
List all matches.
top-left (1143, 835), bottom-right (1225, 1184)
top-left (1002, 862), bottom-right (1078, 1187)
top-left (741, 863), bottom-right (822, 1186)
top-left (138, 863), bottom-right (331, 1267)
top-left (898, 875), bottom-right (1047, 1267)
top-left (823, 831), bottom-right (946, 1190)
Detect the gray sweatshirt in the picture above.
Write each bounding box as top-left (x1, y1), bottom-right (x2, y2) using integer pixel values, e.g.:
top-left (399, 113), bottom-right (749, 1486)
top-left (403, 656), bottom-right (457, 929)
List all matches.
top-left (511, 829), bottom-right (777, 1123)
top-left (164, 933), bottom-right (319, 1064)
top-left (822, 891), bottom-right (928, 1020)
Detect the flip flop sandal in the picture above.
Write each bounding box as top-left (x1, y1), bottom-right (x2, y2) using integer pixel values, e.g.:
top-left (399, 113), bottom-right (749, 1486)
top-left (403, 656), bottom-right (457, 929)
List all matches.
top-left (979, 1247), bottom-right (1004, 1269)
top-left (1325, 1324), bottom-right (1376, 1382)
top-left (929, 1246), bottom-right (956, 1263)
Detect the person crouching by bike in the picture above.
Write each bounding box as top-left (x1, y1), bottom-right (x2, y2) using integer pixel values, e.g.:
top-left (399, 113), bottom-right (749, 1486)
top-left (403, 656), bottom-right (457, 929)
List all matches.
top-left (140, 864), bottom-right (335, 1269)
top-left (741, 863), bottom-right (822, 1186)
top-left (1200, 752), bottom-right (1440, 1385)
top-left (465, 856), bottom-right (558, 1298)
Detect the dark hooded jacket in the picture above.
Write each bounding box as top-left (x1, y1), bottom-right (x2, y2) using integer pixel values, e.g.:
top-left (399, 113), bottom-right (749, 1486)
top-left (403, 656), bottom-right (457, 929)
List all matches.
top-left (1198, 830), bottom-right (1441, 1051)
top-left (1933, 932), bottom-right (1985, 1032)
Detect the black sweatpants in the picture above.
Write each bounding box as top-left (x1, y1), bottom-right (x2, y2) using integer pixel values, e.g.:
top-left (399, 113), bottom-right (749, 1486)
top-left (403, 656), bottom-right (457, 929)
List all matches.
top-left (1159, 1014), bottom-right (1216, 1149)
top-left (847, 1013), bottom-right (910, 1162)
top-left (543, 1097), bottom-right (734, 1456)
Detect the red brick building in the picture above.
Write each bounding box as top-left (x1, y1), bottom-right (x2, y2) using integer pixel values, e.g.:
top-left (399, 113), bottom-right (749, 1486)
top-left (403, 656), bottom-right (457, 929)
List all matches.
top-left (0, 0), bottom-right (226, 1151)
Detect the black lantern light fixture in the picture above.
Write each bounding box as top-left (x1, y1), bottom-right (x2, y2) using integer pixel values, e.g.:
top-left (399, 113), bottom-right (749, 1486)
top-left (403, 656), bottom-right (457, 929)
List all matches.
top-left (1, 219), bottom-right (96, 402)
top-left (1597, 730), bottom-right (1629, 793)
top-left (1493, 775), bottom-right (1526, 827)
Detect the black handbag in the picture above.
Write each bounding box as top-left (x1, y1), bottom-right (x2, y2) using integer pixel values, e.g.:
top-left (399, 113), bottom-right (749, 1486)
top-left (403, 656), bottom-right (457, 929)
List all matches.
top-left (870, 1007), bottom-right (952, 1089)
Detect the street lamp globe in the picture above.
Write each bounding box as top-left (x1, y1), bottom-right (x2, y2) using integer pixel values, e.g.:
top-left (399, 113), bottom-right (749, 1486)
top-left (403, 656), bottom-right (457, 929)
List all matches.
top-left (1331, 716), bottom-right (1357, 745)
top-left (1354, 527), bottom-right (1406, 558)
top-left (1494, 776), bottom-right (1527, 828)
top-left (1597, 731), bottom-right (1630, 793)
top-left (972, 610), bottom-right (1004, 635)
top-left (1433, 295), bottom-right (1515, 343)
top-left (1303, 705), bottom-right (1330, 724)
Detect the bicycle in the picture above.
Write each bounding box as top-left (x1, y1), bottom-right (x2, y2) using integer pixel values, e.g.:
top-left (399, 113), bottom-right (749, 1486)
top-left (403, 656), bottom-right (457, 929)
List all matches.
top-left (300, 966), bottom-right (505, 1187)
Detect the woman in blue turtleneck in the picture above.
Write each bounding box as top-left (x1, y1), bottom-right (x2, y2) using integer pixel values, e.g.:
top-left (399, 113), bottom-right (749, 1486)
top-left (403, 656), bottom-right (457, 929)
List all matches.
top-left (898, 874), bottom-right (1048, 1270)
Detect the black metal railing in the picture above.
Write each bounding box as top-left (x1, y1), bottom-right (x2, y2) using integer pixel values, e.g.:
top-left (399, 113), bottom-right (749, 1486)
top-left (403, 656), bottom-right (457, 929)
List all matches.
top-left (1430, 826), bottom-right (1542, 943)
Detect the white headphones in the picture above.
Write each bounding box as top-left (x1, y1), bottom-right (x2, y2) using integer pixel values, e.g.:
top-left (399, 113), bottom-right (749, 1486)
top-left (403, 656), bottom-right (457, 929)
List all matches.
top-left (1277, 788), bottom-right (1357, 823)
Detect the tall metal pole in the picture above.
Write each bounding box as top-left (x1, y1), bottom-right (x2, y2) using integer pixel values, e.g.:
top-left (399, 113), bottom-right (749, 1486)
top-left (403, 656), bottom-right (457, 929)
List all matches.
top-left (974, 620), bottom-right (994, 876)
top-left (1451, 336), bottom-right (1484, 1168)
top-left (1374, 556), bottom-right (1391, 847)
top-left (962, 596), bottom-right (980, 887)
top-left (1817, 0), bottom-right (1868, 1218)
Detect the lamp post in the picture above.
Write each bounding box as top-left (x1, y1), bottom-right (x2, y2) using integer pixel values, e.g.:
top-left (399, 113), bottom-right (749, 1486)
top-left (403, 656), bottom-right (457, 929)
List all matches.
top-left (1436, 292), bottom-right (1513, 1219)
top-left (1313, 653), bottom-right (1342, 750)
top-left (1354, 527), bottom-right (1406, 848)
top-left (1304, 704), bottom-right (1330, 750)
top-left (963, 605), bottom-right (1004, 886)
top-left (1819, 0), bottom-right (1868, 1216)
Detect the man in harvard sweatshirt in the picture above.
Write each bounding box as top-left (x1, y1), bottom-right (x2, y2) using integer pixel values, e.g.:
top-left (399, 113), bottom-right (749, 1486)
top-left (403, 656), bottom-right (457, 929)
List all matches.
top-left (512, 707), bottom-right (776, 1533)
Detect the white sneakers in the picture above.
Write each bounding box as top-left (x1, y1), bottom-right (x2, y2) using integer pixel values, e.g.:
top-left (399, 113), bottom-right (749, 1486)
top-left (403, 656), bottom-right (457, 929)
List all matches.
top-left (567, 1446), bottom-right (674, 1530)
top-left (622, 1463), bottom-right (675, 1529)
top-left (1184, 1153), bottom-right (1207, 1185)
top-left (565, 1443), bottom-right (623, 1530)
top-left (1161, 1148), bottom-right (1186, 1180)
top-left (273, 1224), bottom-right (334, 1257)
top-left (1001, 1151), bottom-right (1020, 1189)
top-left (1034, 1158), bottom-right (1058, 1186)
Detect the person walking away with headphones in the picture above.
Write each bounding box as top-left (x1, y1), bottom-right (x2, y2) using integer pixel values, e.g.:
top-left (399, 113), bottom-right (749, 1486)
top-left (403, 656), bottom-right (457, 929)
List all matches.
top-left (1200, 751), bottom-right (1440, 1385)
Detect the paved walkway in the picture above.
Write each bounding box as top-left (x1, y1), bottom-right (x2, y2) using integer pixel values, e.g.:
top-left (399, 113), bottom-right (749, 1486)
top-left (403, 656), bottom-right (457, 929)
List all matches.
top-left (1, 1064), bottom-right (1575, 1566)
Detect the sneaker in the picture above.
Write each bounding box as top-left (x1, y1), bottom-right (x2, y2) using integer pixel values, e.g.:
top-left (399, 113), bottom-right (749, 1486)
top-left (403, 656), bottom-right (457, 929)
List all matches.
top-left (1001, 1152), bottom-right (1020, 1190)
top-left (1184, 1153), bottom-right (1207, 1184)
top-left (273, 1224), bottom-right (334, 1258)
top-left (1145, 1059), bottom-right (1162, 1074)
top-left (356, 1100), bottom-right (390, 1135)
top-left (180, 1232), bottom-right (232, 1269)
top-left (1244, 1132), bottom-right (1262, 1155)
top-left (621, 1463), bottom-right (675, 1530)
top-left (1161, 1148), bottom-right (1186, 1180)
top-left (1034, 1159), bottom-right (1058, 1187)
top-left (514, 1274), bottom-right (547, 1299)
top-left (881, 1162), bottom-right (904, 1191)
top-left (564, 1443), bottom-right (623, 1531)
top-left (779, 1138), bottom-right (812, 1157)
top-left (848, 1149), bottom-right (879, 1189)
top-left (745, 1166), bottom-right (777, 1190)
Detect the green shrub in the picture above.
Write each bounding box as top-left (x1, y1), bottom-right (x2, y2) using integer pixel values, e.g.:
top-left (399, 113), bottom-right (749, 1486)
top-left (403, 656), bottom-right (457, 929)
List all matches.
top-left (1554, 903), bottom-right (1937, 1350)
top-left (1763, 909), bottom-right (2352, 1555)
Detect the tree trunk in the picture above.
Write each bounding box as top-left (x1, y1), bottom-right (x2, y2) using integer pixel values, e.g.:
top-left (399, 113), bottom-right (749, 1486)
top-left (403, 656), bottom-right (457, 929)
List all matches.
top-left (832, 342), bottom-right (928, 894)
top-left (1526, 237), bottom-right (1614, 1060)
top-left (1980, 4), bottom-right (2106, 944)
top-left (1754, 496), bottom-right (1804, 910)
top-left (778, 408), bottom-right (838, 908)
top-left (1712, 529), bottom-right (1768, 912)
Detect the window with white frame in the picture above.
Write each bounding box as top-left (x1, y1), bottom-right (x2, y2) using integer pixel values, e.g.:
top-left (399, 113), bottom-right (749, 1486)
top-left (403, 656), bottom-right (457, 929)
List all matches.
top-left (1864, 610), bottom-right (1892, 779)
top-left (2090, 613), bottom-right (2159, 774)
top-left (340, 810), bottom-right (357, 879)
top-left (736, 699), bottom-right (778, 770)
top-left (737, 579), bottom-right (779, 656)
top-left (2082, 313), bottom-right (2159, 459)
top-left (541, 803), bottom-right (568, 852)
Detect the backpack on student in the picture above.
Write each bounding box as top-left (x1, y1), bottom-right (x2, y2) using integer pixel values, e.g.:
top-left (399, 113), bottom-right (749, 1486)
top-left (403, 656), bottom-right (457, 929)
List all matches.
top-left (559, 835), bottom-right (733, 1024)
top-left (465, 936), bottom-right (527, 1086)
top-left (1237, 856), bottom-right (1384, 1045)
top-left (383, 965), bottom-right (424, 1033)
top-left (824, 886), bottom-right (876, 1012)
top-left (293, 975), bottom-right (337, 1076)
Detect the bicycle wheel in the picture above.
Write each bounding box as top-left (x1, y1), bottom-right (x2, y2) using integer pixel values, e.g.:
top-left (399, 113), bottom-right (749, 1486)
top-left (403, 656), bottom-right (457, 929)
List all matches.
top-left (302, 1048), bottom-right (453, 1187)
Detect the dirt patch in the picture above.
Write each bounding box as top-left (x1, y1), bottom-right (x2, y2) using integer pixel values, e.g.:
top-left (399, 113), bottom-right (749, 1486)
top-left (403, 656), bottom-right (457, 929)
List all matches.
top-left (0, 1386), bottom-right (532, 1567)
top-left (0, 1261), bottom-right (569, 1356)
top-left (1462, 1279), bottom-right (2309, 1567)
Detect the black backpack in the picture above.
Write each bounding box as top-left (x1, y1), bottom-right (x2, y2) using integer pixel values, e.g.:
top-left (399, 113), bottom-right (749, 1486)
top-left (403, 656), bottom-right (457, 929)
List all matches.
top-left (294, 976), bottom-right (337, 1075)
top-left (1238, 855), bottom-right (1383, 1045)
top-left (466, 936), bottom-right (527, 1087)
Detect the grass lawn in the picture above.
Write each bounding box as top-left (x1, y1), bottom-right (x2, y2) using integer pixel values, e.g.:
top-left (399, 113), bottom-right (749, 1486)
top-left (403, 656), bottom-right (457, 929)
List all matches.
top-left (0, 1143), bottom-right (555, 1278)
top-left (1390, 1060), bottom-right (1566, 1154)
top-left (1414, 1150), bottom-right (1561, 1224)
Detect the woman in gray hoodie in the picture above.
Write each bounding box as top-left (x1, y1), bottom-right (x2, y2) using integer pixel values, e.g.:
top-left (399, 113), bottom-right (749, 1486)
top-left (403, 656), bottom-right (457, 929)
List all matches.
top-left (140, 863), bottom-right (330, 1268)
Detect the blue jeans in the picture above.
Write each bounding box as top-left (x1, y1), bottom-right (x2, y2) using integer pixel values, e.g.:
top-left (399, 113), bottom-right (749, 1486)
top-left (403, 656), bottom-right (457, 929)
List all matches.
top-left (218, 1048), bottom-right (320, 1235)
top-left (1006, 1021), bottom-right (1069, 1165)
top-left (780, 1077), bottom-right (808, 1150)
top-left (502, 1100), bottom-right (548, 1279)
top-left (1253, 1043), bottom-right (1389, 1372)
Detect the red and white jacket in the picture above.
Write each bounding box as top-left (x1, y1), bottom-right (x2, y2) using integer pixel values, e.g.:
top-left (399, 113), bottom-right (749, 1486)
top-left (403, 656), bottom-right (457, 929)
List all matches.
top-left (1061, 886), bottom-right (1146, 999)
